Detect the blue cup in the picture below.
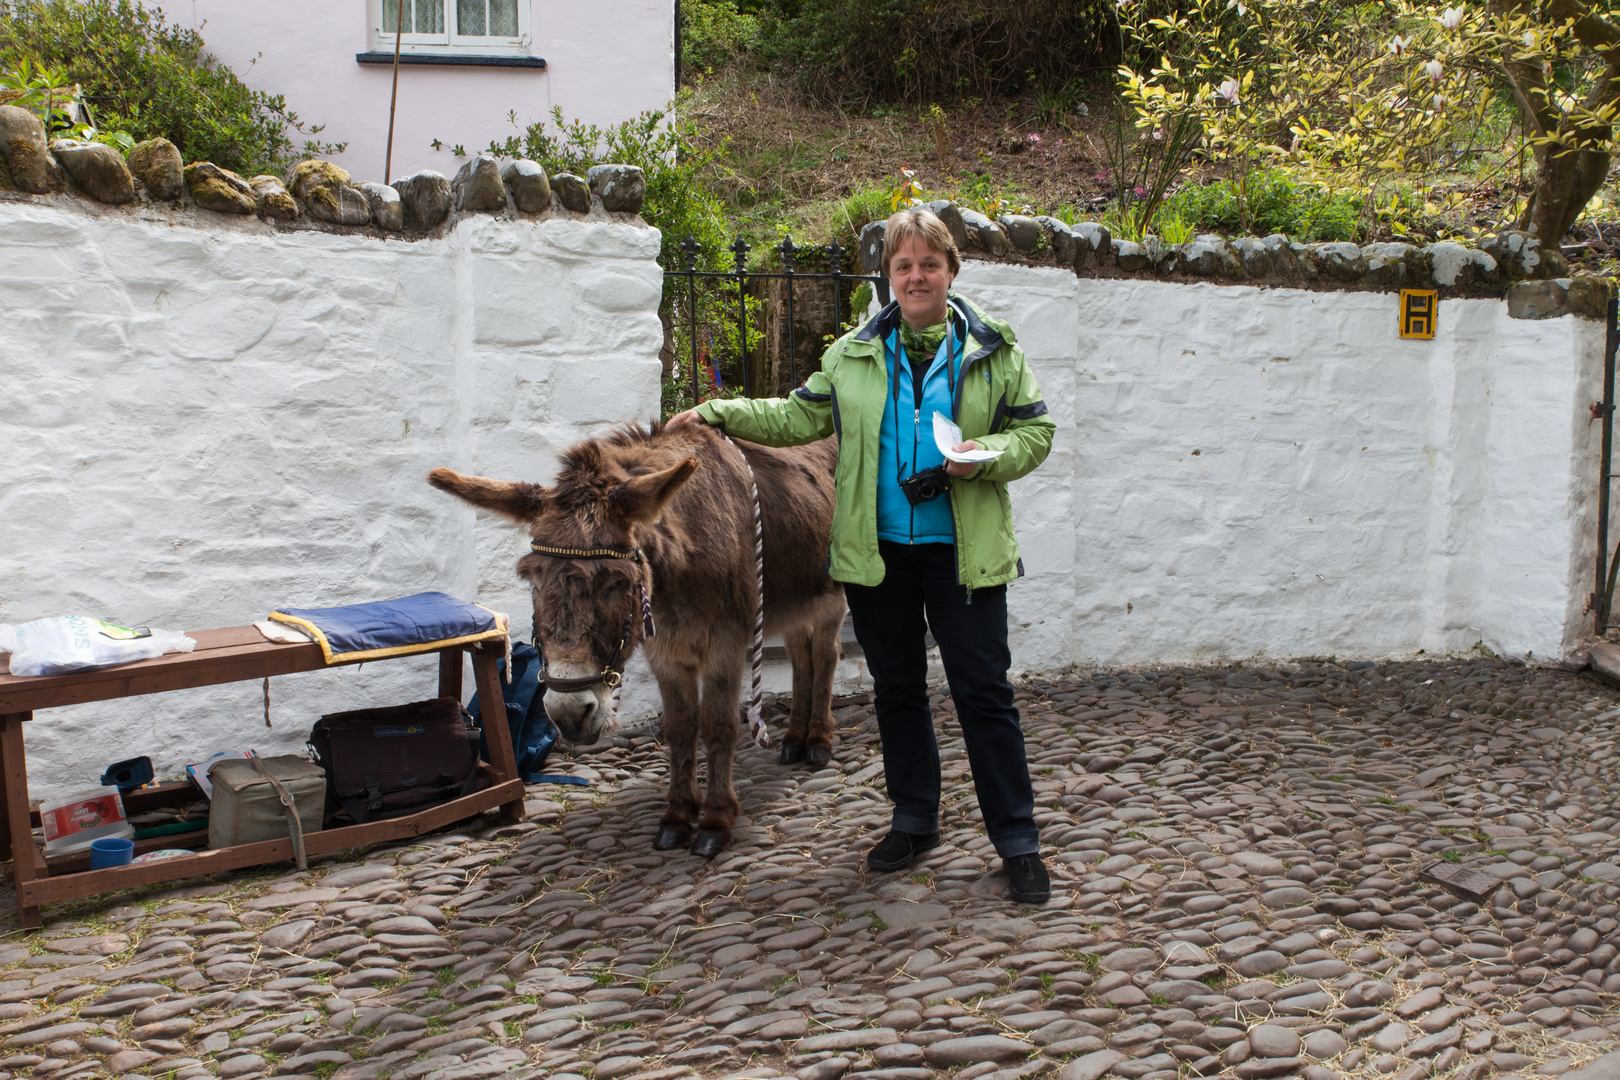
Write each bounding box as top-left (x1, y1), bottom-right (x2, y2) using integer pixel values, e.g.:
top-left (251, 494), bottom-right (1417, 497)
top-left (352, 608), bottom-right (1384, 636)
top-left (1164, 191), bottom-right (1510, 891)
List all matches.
top-left (89, 837), bottom-right (135, 869)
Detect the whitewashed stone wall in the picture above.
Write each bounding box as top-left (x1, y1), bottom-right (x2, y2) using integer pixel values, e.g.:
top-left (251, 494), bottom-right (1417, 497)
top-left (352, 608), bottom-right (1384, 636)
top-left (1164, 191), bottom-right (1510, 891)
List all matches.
top-left (0, 202), bottom-right (664, 798)
top-left (953, 262), bottom-right (1606, 674)
top-left (1, 202), bottom-right (1607, 797)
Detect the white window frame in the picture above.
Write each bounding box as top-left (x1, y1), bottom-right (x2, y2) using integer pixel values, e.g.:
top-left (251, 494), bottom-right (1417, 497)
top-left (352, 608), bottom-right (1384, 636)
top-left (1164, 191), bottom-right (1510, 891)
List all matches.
top-left (369, 0), bottom-right (532, 58)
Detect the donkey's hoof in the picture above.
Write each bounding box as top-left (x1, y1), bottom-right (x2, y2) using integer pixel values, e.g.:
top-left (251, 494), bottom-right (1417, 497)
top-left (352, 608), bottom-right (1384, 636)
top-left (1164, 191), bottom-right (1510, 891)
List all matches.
top-left (654, 825), bottom-right (692, 850)
top-left (692, 830), bottom-right (729, 859)
top-left (777, 739), bottom-right (806, 765)
top-left (806, 744), bottom-right (832, 767)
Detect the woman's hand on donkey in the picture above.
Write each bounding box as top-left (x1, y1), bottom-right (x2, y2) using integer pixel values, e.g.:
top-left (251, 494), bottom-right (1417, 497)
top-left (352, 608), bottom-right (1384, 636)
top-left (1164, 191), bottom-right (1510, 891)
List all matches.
top-left (666, 409), bottom-right (708, 432)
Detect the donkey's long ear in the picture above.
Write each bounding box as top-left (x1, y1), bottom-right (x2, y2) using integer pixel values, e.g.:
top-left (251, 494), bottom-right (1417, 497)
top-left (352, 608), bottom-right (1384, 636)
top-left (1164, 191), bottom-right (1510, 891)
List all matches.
top-left (609, 457), bottom-right (700, 525)
top-left (427, 467), bottom-right (547, 522)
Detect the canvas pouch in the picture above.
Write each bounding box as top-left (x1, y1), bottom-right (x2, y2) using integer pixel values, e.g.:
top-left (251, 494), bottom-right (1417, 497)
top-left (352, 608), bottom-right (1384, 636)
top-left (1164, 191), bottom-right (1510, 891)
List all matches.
top-left (307, 697), bottom-right (484, 826)
top-left (207, 755), bottom-right (326, 869)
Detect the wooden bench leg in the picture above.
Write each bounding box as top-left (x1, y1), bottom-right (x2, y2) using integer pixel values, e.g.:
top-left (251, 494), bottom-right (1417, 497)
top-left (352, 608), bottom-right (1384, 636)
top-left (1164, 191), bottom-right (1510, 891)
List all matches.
top-left (471, 646), bottom-right (525, 820)
top-left (437, 648), bottom-right (464, 705)
top-left (1, 715), bottom-right (41, 927)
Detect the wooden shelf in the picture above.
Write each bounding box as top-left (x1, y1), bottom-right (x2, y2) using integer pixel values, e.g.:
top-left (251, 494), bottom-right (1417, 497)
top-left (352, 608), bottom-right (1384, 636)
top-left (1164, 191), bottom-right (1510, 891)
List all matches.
top-left (0, 625), bottom-right (522, 925)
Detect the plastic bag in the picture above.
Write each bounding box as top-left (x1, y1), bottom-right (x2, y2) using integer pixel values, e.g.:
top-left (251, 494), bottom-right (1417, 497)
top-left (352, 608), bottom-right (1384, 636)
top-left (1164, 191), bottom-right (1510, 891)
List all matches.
top-left (0, 616), bottom-right (196, 677)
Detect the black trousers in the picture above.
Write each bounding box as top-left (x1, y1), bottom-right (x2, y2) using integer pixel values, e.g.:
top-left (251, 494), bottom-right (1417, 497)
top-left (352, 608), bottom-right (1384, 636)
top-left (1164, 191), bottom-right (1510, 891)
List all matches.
top-left (844, 541), bottom-right (1040, 859)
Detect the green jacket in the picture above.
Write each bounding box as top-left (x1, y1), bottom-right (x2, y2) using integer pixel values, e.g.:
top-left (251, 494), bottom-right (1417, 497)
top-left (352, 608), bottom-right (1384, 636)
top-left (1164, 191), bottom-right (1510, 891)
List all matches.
top-left (696, 293), bottom-right (1055, 588)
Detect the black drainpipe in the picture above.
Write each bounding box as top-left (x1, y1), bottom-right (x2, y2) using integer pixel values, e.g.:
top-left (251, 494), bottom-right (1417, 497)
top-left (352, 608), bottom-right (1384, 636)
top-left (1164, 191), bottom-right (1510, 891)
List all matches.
top-left (674, 0), bottom-right (683, 90)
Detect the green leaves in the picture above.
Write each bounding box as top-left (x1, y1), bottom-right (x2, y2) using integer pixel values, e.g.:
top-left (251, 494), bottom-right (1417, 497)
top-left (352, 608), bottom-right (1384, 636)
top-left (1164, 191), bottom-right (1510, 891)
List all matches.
top-left (0, 0), bottom-right (344, 176)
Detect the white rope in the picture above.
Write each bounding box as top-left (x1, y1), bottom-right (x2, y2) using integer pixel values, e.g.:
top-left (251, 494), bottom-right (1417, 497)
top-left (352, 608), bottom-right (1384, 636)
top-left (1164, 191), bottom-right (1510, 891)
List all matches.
top-left (728, 436), bottom-right (770, 748)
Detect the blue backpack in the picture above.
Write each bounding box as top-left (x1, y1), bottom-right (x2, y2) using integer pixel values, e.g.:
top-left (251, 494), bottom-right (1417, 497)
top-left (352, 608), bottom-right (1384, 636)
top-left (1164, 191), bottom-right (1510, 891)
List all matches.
top-left (465, 641), bottom-right (558, 782)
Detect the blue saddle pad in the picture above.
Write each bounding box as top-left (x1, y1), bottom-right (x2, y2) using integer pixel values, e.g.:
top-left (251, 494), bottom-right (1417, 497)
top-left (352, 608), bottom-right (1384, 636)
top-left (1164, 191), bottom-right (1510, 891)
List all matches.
top-left (270, 591), bottom-right (505, 664)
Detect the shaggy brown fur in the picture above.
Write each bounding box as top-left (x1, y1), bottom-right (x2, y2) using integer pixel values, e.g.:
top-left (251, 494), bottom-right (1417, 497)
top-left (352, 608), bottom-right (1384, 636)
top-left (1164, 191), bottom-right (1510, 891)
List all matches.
top-left (428, 422), bottom-right (844, 857)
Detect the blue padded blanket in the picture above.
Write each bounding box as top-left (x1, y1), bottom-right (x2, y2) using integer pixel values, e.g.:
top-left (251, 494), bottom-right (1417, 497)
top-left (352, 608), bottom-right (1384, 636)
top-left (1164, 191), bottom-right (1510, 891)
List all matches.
top-left (269, 592), bottom-right (506, 664)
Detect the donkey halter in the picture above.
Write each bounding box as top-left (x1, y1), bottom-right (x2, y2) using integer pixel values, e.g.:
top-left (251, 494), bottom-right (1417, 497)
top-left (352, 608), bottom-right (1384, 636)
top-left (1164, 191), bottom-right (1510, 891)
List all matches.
top-left (527, 541), bottom-right (656, 693)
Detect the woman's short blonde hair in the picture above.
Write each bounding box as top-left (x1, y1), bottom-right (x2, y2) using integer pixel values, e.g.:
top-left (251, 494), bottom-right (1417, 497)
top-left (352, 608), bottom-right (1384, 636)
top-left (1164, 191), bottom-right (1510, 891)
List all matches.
top-left (882, 207), bottom-right (961, 278)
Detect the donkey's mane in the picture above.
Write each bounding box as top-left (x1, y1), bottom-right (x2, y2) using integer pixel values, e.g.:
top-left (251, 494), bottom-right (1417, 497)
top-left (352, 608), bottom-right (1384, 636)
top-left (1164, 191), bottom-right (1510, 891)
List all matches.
top-left (549, 421), bottom-right (682, 510)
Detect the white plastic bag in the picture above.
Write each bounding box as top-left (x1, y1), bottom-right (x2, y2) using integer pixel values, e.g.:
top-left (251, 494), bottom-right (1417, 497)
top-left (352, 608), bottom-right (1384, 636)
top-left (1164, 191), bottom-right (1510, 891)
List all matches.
top-left (0, 616), bottom-right (196, 676)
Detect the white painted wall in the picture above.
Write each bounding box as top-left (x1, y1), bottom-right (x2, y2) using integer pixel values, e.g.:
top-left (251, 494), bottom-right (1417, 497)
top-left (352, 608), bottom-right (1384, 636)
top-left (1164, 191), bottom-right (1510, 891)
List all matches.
top-left (183, 0), bottom-right (674, 184)
top-left (0, 201), bottom-right (664, 799)
top-left (1, 204), bottom-right (1604, 796)
top-left (953, 262), bottom-right (1604, 672)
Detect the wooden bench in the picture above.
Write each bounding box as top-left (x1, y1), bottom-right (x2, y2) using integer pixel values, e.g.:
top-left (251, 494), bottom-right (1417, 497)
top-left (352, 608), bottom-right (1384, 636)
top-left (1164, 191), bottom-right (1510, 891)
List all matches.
top-left (0, 626), bottom-right (523, 927)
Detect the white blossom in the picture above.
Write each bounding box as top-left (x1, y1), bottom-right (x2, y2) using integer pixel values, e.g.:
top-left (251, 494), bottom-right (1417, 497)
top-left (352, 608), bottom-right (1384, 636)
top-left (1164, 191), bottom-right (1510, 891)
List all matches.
top-left (1226, 0), bottom-right (1248, 13)
top-left (1216, 78), bottom-right (1242, 105)
top-left (1437, 6), bottom-right (1464, 30)
top-left (1431, 93), bottom-right (1446, 109)
top-left (1426, 58), bottom-right (1444, 82)
top-left (1388, 35), bottom-right (1408, 56)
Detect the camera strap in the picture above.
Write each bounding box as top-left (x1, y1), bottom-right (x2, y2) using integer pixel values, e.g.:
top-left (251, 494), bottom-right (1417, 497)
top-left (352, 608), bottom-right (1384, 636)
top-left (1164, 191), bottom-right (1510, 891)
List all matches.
top-left (886, 323), bottom-right (961, 480)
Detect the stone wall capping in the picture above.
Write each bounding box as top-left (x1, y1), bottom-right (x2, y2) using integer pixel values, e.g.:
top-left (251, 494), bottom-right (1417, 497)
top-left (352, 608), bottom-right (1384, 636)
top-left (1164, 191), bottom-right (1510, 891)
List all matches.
top-left (0, 142), bottom-right (655, 238)
top-left (290, 159), bottom-right (370, 226)
top-left (857, 206), bottom-right (1611, 309)
top-left (50, 139), bottom-right (135, 205)
top-left (128, 138), bottom-right (182, 202)
top-left (586, 164), bottom-right (645, 214)
top-left (501, 158), bottom-right (551, 213)
top-left (0, 104), bottom-right (54, 194)
top-left (452, 153), bottom-right (506, 214)
top-left (551, 172), bottom-right (591, 214)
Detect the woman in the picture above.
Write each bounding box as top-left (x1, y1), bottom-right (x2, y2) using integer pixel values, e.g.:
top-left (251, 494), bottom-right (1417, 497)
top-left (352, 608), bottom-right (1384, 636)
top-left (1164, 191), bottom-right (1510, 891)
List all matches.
top-left (667, 207), bottom-right (1056, 903)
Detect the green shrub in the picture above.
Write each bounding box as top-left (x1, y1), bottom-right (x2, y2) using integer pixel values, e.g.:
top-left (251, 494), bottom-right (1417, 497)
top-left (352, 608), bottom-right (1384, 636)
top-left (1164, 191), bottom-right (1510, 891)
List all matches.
top-left (1158, 171), bottom-right (1363, 242)
top-left (476, 100), bottom-right (730, 275)
top-left (0, 0), bottom-right (342, 177)
top-left (681, 0), bottom-right (762, 79)
top-left (834, 186), bottom-right (890, 239)
top-left (760, 0), bottom-right (1115, 106)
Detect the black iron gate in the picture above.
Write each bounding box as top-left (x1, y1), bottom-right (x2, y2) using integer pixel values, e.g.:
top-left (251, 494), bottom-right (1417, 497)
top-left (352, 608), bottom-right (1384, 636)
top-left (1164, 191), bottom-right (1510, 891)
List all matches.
top-left (663, 233), bottom-right (890, 408)
top-left (1597, 298), bottom-right (1620, 631)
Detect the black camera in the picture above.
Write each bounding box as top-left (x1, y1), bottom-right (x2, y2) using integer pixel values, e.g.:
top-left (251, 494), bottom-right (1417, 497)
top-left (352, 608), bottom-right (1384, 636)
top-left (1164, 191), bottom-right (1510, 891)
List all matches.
top-left (898, 463), bottom-right (950, 505)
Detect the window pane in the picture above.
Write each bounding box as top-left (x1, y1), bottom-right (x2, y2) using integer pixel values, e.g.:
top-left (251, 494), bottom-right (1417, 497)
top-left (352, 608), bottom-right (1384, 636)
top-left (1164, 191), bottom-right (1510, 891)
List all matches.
top-left (456, 0), bottom-right (485, 36)
top-left (489, 0), bottom-right (517, 35)
top-left (383, 0), bottom-right (444, 34)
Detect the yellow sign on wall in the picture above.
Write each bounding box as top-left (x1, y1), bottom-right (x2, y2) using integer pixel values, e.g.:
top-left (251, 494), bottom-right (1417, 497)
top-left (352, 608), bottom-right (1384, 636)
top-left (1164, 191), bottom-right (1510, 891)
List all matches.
top-left (1400, 289), bottom-right (1438, 339)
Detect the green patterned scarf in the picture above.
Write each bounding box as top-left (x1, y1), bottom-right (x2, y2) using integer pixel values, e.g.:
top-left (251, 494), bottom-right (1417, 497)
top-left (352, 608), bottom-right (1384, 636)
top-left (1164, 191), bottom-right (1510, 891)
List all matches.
top-left (899, 320), bottom-right (950, 368)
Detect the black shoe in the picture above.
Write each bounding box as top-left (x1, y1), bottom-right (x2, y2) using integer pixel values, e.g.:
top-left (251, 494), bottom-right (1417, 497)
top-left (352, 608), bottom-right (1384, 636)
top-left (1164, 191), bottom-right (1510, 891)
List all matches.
top-left (866, 829), bottom-right (940, 872)
top-left (1006, 853), bottom-right (1051, 904)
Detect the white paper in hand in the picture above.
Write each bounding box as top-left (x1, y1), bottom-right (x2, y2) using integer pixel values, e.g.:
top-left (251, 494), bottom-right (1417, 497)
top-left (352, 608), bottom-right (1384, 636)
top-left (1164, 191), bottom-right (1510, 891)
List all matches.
top-left (933, 412), bottom-right (1003, 463)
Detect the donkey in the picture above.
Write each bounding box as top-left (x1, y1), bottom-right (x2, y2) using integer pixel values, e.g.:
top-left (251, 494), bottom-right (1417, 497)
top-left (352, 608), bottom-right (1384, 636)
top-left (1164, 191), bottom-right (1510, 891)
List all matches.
top-left (428, 422), bottom-right (845, 856)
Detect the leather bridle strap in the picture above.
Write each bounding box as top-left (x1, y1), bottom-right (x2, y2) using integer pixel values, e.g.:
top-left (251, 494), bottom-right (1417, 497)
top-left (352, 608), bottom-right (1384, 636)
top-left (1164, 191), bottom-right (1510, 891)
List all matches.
top-left (528, 541), bottom-right (655, 693)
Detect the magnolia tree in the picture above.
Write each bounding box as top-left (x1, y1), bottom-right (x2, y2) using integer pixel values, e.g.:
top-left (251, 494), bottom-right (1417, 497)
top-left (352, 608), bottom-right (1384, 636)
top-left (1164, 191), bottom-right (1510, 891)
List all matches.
top-left (1115, 0), bottom-right (1620, 240)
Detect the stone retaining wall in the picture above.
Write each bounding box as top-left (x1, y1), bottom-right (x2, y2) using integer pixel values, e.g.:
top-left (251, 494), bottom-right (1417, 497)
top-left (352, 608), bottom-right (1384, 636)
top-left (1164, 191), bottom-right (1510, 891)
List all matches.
top-left (0, 200), bottom-right (664, 799)
top-left (0, 104), bottom-right (646, 232)
top-left (2, 163), bottom-right (1617, 797)
top-left (860, 202), bottom-right (1615, 319)
top-left (950, 261), bottom-right (1607, 676)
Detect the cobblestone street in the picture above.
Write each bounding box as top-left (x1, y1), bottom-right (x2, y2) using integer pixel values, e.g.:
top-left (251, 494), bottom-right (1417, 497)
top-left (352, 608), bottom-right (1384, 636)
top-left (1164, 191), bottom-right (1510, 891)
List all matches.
top-left (5, 657), bottom-right (1620, 1080)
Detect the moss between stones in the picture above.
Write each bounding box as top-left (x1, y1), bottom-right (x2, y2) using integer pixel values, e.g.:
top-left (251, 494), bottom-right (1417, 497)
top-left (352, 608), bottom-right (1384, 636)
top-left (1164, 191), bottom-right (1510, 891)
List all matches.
top-left (250, 176), bottom-right (298, 221)
top-left (7, 137), bottom-right (44, 179)
top-left (183, 161), bottom-right (254, 215)
top-left (308, 185), bottom-right (341, 215)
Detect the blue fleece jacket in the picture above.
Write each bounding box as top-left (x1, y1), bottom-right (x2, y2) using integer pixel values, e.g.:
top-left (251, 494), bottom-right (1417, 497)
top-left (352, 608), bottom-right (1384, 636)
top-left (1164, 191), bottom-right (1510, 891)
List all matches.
top-left (876, 324), bottom-right (960, 544)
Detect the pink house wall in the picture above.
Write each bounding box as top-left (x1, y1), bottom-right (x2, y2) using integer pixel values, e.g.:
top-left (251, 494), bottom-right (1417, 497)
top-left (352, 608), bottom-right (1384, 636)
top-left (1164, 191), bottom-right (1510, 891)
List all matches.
top-left (187, 1), bottom-right (675, 184)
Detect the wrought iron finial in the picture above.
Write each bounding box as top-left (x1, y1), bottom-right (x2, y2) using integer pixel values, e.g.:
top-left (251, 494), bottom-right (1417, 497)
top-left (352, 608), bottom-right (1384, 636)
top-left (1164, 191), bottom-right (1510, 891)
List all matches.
top-left (824, 240), bottom-right (846, 272)
top-left (778, 235), bottom-right (797, 271)
top-left (730, 237), bottom-right (751, 274)
top-left (678, 234), bottom-right (700, 271)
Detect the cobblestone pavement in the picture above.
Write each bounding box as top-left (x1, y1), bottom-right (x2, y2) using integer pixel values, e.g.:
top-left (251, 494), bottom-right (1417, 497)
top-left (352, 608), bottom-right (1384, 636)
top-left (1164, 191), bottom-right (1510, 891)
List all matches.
top-left (5, 658), bottom-right (1620, 1080)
